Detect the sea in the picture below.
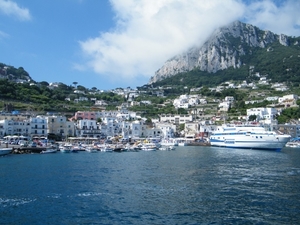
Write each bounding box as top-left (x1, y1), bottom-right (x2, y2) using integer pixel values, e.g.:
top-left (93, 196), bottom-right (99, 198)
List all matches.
top-left (1, 146), bottom-right (300, 225)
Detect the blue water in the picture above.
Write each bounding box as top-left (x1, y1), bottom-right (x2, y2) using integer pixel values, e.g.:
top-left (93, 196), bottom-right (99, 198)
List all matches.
top-left (1, 147), bottom-right (300, 224)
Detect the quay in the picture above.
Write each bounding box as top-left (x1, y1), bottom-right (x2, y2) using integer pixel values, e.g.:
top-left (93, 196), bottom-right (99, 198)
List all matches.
top-left (1, 139), bottom-right (211, 155)
top-left (188, 142), bottom-right (211, 146)
top-left (1, 143), bottom-right (46, 154)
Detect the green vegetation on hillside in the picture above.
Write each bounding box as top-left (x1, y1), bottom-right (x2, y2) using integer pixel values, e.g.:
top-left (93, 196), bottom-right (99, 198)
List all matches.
top-left (0, 79), bottom-right (124, 113)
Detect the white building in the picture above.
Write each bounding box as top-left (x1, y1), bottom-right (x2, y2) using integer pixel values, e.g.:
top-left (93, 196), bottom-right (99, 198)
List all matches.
top-left (173, 95), bottom-right (190, 109)
top-left (278, 94), bottom-right (298, 103)
top-left (95, 100), bottom-right (108, 106)
top-left (246, 107), bottom-right (278, 124)
top-left (265, 96), bottom-right (279, 101)
top-left (29, 116), bottom-right (48, 138)
top-left (160, 114), bottom-right (193, 124)
top-left (155, 123), bottom-right (176, 138)
top-left (75, 119), bottom-right (102, 138)
top-left (0, 119), bottom-right (30, 137)
top-left (130, 120), bottom-right (147, 138)
top-left (224, 96), bottom-right (234, 103)
top-left (218, 96), bottom-right (235, 112)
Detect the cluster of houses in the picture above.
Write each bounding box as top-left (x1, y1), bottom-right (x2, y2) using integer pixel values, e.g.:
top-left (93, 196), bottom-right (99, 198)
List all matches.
top-left (1, 65), bottom-right (300, 141)
top-left (1, 100), bottom-right (300, 143)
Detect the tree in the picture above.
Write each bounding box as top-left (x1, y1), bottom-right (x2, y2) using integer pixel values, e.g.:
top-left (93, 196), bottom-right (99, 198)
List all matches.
top-left (39, 81), bottom-right (49, 86)
top-left (248, 115), bottom-right (257, 121)
top-left (73, 82), bottom-right (78, 88)
top-left (77, 85), bottom-right (86, 91)
top-left (91, 87), bottom-right (97, 92)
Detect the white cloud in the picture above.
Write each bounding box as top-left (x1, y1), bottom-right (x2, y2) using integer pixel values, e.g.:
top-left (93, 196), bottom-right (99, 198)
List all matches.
top-left (244, 0), bottom-right (300, 36)
top-left (79, 0), bottom-right (245, 85)
top-left (0, 0), bottom-right (31, 21)
top-left (78, 0), bottom-right (300, 86)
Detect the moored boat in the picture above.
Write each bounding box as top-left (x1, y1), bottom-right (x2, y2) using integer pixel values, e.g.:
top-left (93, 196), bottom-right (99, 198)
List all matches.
top-left (159, 146), bottom-right (175, 151)
top-left (85, 146), bottom-right (99, 153)
top-left (209, 125), bottom-right (291, 151)
top-left (59, 144), bottom-right (72, 153)
top-left (285, 141), bottom-right (300, 148)
top-left (285, 138), bottom-right (300, 148)
top-left (0, 148), bottom-right (13, 156)
top-left (41, 148), bottom-right (57, 154)
top-left (140, 142), bottom-right (159, 151)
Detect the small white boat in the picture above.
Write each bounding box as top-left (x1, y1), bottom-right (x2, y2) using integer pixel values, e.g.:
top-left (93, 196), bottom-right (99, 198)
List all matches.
top-left (100, 145), bottom-right (114, 152)
top-left (41, 148), bottom-right (57, 154)
top-left (0, 148), bottom-right (13, 156)
top-left (140, 143), bottom-right (158, 151)
top-left (285, 142), bottom-right (300, 148)
top-left (59, 144), bottom-right (72, 153)
top-left (168, 146), bottom-right (175, 150)
top-left (85, 146), bottom-right (98, 153)
top-left (159, 146), bottom-right (175, 151)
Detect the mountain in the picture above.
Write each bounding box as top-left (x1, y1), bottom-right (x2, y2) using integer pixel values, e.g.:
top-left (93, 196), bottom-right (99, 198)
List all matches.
top-left (149, 21), bottom-right (300, 85)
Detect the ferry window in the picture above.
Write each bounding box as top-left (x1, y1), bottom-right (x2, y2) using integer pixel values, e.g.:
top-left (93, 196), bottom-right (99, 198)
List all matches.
top-left (260, 136), bottom-right (262, 138)
top-left (256, 136), bottom-right (258, 138)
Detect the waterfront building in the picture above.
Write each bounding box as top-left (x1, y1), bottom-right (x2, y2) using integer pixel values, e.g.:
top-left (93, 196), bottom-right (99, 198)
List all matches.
top-left (119, 121), bottom-right (132, 139)
top-left (46, 115), bottom-right (74, 139)
top-left (144, 127), bottom-right (163, 138)
top-left (75, 119), bottom-right (102, 138)
top-left (29, 116), bottom-right (48, 138)
top-left (0, 118), bottom-right (30, 137)
top-left (130, 120), bottom-right (148, 138)
top-left (155, 123), bottom-right (176, 138)
top-left (184, 122), bottom-right (200, 138)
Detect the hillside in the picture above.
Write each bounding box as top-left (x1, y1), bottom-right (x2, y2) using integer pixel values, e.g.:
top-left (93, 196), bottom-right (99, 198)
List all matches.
top-left (0, 63), bottom-right (32, 82)
top-left (149, 21), bottom-right (300, 87)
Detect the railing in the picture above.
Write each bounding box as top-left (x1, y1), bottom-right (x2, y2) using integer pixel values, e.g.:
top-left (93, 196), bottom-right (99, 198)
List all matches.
top-left (81, 130), bottom-right (102, 134)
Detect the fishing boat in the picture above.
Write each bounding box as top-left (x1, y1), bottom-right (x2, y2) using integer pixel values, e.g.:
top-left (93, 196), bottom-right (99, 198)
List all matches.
top-left (0, 148), bottom-right (13, 156)
top-left (209, 125), bottom-right (291, 151)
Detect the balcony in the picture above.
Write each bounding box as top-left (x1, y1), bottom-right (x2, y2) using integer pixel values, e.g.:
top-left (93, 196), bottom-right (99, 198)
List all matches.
top-left (81, 130), bottom-right (102, 135)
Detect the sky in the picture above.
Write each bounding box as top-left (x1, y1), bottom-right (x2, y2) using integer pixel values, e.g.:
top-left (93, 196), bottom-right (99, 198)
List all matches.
top-left (0, 0), bottom-right (299, 90)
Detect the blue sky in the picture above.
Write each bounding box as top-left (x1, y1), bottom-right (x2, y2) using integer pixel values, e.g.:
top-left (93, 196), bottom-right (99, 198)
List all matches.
top-left (0, 0), bottom-right (299, 90)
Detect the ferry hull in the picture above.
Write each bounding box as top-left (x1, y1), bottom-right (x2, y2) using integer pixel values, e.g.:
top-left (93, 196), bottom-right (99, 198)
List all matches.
top-left (210, 126), bottom-right (291, 151)
top-left (210, 136), bottom-right (290, 151)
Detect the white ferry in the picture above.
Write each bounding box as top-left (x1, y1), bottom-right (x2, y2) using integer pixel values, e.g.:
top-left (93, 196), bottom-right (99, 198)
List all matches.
top-left (209, 125), bottom-right (291, 151)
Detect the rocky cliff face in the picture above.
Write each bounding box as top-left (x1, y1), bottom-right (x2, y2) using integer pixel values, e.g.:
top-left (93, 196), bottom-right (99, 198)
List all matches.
top-left (149, 21), bottom-right (290, 84)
